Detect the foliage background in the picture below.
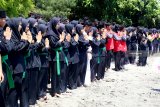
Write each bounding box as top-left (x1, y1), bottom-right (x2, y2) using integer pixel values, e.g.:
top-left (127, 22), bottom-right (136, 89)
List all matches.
top-left (1, 0), bottom-right (160, 28)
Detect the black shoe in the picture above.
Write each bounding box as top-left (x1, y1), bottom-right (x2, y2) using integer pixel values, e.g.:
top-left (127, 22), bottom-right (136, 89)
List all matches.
top-left (112, 68), bottom-right (120, 71)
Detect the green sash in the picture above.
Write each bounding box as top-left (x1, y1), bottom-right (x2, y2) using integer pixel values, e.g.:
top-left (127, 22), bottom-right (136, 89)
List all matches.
top-left (63, 49), bottom-right (69, 66)
top-left (97, 47), bottom-right (106, 64)
top-left (23, 51), bottom-right (31, 79)
top-left (53, 47), bottom-right (63, 76)
top-left (53, 47), bottom-right (69, 76)
top-left (2, 55), bottom-right (15, 89)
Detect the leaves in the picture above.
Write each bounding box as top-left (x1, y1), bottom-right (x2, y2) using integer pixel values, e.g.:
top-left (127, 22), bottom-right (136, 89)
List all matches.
top-left (33, 0), bottom-right (76, 20)
top-left (73, 0), bottom-right (160, 28)
top-left (1, 0), bottom-right (160, 28)
top-left (0, 0), bottom-right (34, 17)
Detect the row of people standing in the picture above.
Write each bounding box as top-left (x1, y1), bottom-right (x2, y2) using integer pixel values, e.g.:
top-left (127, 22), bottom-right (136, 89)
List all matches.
top-left (0, 15), bottom-right (110, 107)
top-left (0, 10), bottom-right (160, 107)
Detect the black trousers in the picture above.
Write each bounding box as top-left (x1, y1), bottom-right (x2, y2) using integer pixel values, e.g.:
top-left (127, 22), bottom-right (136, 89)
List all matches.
top-left (159, 44), bottom-right (160, 53)
top-left (60, 63), bottom-right (68, 93)
top-left (97, 56), bottom-right (106, 80)
top-left (68, 63), bottom-right (79, 90)
top-left (120, 51), bottom-right (126, 69)
top-left (0, 71), bottom-right (8, 107)
top-left (114, 51), bottom-right (121, 71)
top-left (7, 73), bottom-right (29, 107)
top-left (153, 44), bottom-right (158, 54)
top-left (51, 61), bottom-right (68, 94)
top-left (0, 88), bottom-right (5, 107)
top-left (27, 68), bottom-right (39, 105)
top-left (90, 57), bottom-right (104, 81)
top-left (138, 51), bottom-right (148, 66)
top-left (90, 58), bottom-right (97, 82)
top-left (77, 54), bottom-right (87, 86)
top-left (128, 44), bottom-right (137, 64)
top-left (48, 61), bottom-right (52, 84)
top-left (37, 68), bottom-right (48, 99)
top-left (106, 50), bottom-right (113, 69)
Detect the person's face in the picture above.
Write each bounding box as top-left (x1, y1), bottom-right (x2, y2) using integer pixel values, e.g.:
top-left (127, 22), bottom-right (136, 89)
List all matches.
top-left (0, 18), bottom-right (6, 27)
top-left (100, 28), bottom-right (105, 33)
top-left (55, 22), bottom-right (60, 30)
top-left (72, 28), bottom-right (75, 34)
top-left (106, 26), bottom-right (111, 31)
top-left (84, 25), bottom-right (91, 32)
top-left (18, 22), bottom-right (22, 32)
top-left (34, 22), bottom-right (38, 27)
top-left (25, 24), bottom-right (30, 32)
top-left (94, 21), bottom-right (98, 25)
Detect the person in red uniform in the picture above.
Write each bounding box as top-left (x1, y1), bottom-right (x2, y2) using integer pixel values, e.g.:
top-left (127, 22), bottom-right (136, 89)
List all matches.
top-left (105, 23), bottom-right (114, 70)
top-left (113, 25), bottom-right (123, 71)
top-left (119, 27), bottom-right (127, 70)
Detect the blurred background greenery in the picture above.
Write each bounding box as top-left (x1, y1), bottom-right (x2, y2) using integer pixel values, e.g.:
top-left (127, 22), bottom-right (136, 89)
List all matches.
top-left (1, 0), bottom-right (160, 28)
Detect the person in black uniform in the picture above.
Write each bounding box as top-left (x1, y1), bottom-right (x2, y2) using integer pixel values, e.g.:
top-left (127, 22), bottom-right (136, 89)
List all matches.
top-left (137, 29), bottom-right (148, 66)
top-left (98, 25), bottom-right (107, 79)
top-left (152, 30), bottom-right (159, 54)
top-left (7, 17), bottom-right (30, 107)
top-left (46, 17), bottom-right (66, 97)
top-left (76, 24), bottom-right (90, 87)
top-left (24, 18), bottom-right (43, 105)
top-left (65, 24), bottom-right (79, 90)
top-left (90, 26), bottom-right (106, 81)
top-left (58, 23), bottom-right (71, 93)
top-left (36, 23), bottom-right (49, 101)
top-left (0, 9), bottom-right (14, 107)
top-left (128, 27), bottom-right (137, 64)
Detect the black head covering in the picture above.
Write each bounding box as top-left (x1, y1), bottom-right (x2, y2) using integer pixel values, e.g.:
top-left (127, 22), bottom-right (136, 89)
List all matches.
top-left (90, 27), bottom-right (98, 37)
top-left (126, 26), bottom-right (136, 33)
top-left (38, 19), bottom-right (46, 25)
top-left (97, 21), bottom-right (105, 30)
top-left (28, 17), bottom-right (38, 40)
top-left (46, 17), bottom-right (60, 39)
top-left (65, 24), bottom-right (74, 36)
top-left (58, 23), bottom-right (65, 34)
top-left (50, 17), bottom-right (60, 35)
top-left (84, 20), bottom-right (92, 26)
top-left (79, 19), bottom-right (84, 25)
top-left (37, 24), bottom-right (47, 34)
top-left (70, 20), bottom-right (79, 27)
top-left (21, 18), bottom-right (29, 33)
top-left (7, 18), bottom-right (22, 40)
top-left (112, 24), bottom-right (120, 33)
top-left (28, 17), bottom-right (37, 28)
top-left (75, 24), bottom-right (83, 35)
top-left (151, 28), bottom-right (157, 34)
top-left (0, 9), bottom-right (6, 18)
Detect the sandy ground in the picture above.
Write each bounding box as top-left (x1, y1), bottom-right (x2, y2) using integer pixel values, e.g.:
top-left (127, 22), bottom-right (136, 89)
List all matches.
top-left (37, 54), bottom-right (160, 107)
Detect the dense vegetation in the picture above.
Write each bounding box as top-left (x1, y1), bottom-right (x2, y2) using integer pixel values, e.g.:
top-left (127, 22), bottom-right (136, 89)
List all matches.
top-left (1, 0), bottom-right (160, 28)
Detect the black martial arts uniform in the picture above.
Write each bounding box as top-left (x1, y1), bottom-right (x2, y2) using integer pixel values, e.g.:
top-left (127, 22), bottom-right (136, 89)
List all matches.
top-left (90, 32), bottom-right (106, 81)
top-left (36, 24), bottom-right (49, 99)
top-left (0, 25), bottom-right (13, 107)
top-left (138, 37), bottom-right (148, 66)
top-left (37, 46), bottom-right (49, 99)
top-left (65, 24), bottom-right (80, 90)
top-left (76, 24), bottom-right (89, 86)
top-left (26, 41), bottom-right (43, 105)
top-left (128, 33), bottom-right (137, 64)
top-left (47, 18), bottom-right (68, 95)
top-left (7, 18), bottom-right (30, 107)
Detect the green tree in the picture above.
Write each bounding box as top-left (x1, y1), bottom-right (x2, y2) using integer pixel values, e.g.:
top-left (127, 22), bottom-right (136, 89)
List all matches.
top-left (0, 0), bottom-right (34, 17)
top-left (33, 0), bottom-right (76, 20)
top-left (118, 0), bottom-right (160, 27)
top-left (73, 0), bottom-right (160, 28)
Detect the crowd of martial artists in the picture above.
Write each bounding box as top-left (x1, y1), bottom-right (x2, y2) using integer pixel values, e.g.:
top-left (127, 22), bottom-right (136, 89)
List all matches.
top-left (0, 10), bottom-right (160, 107)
